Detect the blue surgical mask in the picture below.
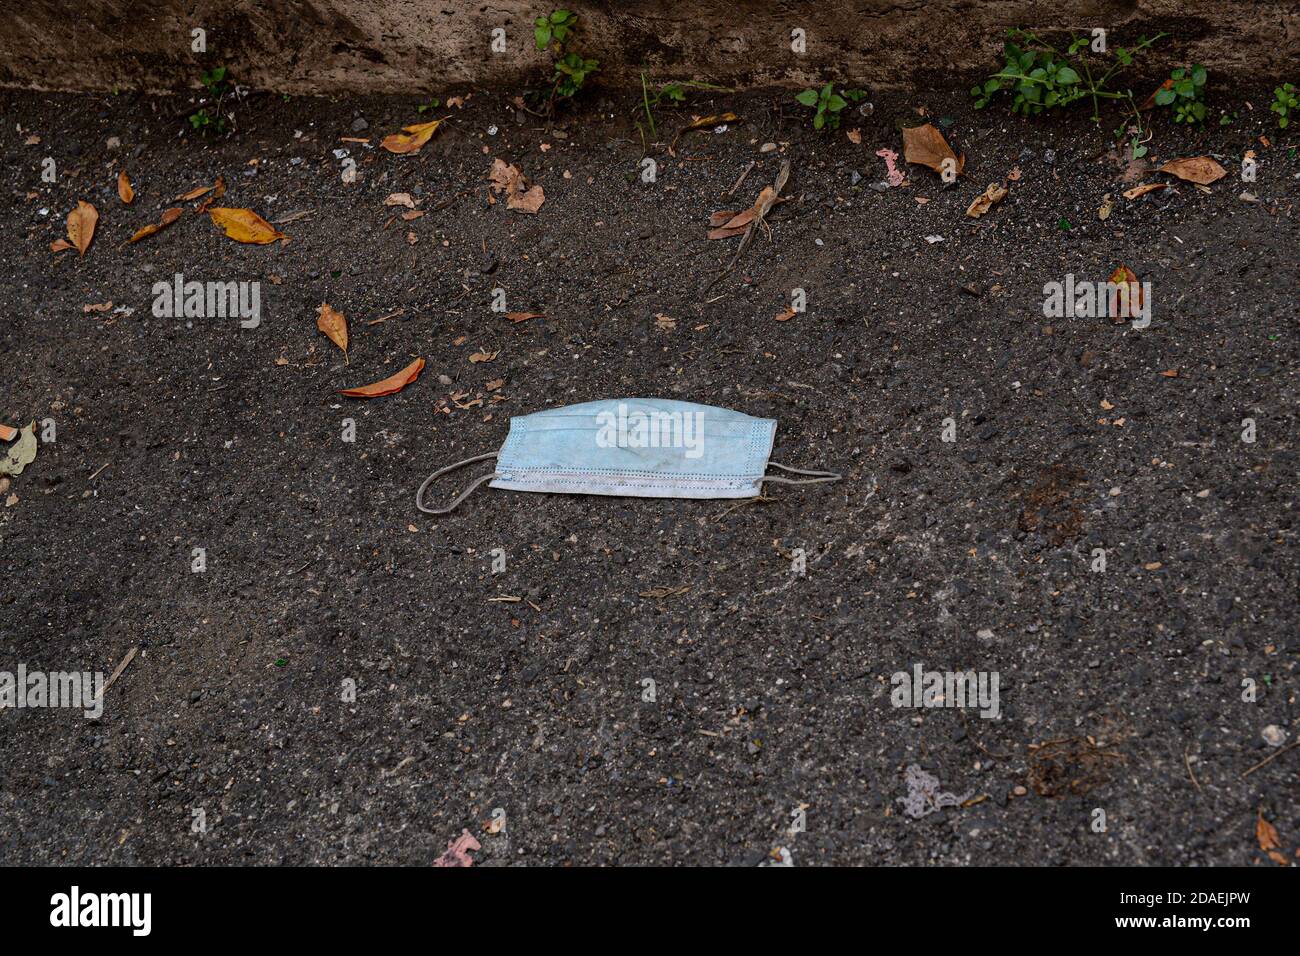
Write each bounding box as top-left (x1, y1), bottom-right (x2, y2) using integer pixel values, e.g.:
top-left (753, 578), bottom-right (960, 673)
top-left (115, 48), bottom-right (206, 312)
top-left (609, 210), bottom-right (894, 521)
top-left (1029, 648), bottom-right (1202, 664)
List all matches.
top-left (416, 398), bottom-right (840, 514)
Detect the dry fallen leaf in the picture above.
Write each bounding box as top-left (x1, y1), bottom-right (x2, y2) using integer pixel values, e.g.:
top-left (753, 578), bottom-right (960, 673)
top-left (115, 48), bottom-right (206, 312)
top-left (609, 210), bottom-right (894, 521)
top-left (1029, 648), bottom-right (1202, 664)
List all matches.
top-left (654, 313), bottom-right (677, 331)
top-left (127, 207), bottom-right (183, 244)
top-left (82, 301), bottom-right (113, 313)
top-left (966, 182), bottom-right (1008, 218)
top-left (195, 176), bottom-right (226, 213)
top-left (117, 170), bottom-right (134, 204)
top-left (485, 378), bottom-right (505, 391)
top-left (384, 193), bottom-right (416, 208)
top-left (846, 128), bottom-right (862, 145)
top-left (381, 118), bottom-right (444, 155)
top-left (176, 181), bottom-right (217, 201)
top-left (504, 312), bottom-right (544, 323)
top-left (1098, 193), bottom-right (1114, 221)
top-left (488, 159), bottom-right (547, 214)
top-left (1160, 368), bottom-right (1179, 378)
top-left (0, 425), bottom-right (16, 442)
top-left (209, 208), bottom-right (287, 245)
top-left (902, 124), bottom-right (964, 176)
top-left (1158, 156), bottom-right (1227, 185)
top-left (670, 112), bottom-right (739, 152)
top-left (0, 422), bottom-right (37, 476)
top-left (1107, 264), bottom-right (1143, 321)
top-left (468, 349), bottom-right (499, 364)
top-left (774, 307), bottom-right (797, 322)
top-left (339, 358), bottom-right (425, 398)
top-left (400, 210), bottom-right (424, 221)
top-left (1123, 182), bottom-right (1168, 200)
top-left (316, 303), bottom-right (349, 358)
top-left (59, 201), bottom-right (98, 256)
top-left (1257, 812), bottom-right (1281, 852)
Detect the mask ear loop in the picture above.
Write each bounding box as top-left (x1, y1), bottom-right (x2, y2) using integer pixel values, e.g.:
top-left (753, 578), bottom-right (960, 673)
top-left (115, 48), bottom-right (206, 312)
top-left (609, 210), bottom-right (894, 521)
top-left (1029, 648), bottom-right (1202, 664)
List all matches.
top-left (416, 452), bottom-right (500, 514)
top-left (758, 460), bottom-right (842, 488)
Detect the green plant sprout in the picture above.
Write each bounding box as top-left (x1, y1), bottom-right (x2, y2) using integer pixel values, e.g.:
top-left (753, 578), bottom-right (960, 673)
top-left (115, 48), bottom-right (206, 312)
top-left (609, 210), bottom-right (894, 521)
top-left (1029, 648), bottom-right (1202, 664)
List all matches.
top-left (795, 82), bottom-right (867, 130)
top-left (1271, 82), bottom-right (1297, 129)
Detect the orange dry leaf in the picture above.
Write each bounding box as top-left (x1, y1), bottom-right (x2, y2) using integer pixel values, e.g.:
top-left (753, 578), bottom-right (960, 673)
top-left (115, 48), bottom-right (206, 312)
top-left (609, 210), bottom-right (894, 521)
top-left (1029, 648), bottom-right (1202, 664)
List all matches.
top-left (774, 307), bottom-right (797, 322)
top-left (1256, 812), bottom-right (1281, 852)
top-left (504, 312), bottom-right (545, 323)
top-left (339, 358), bottom-right (425, 398)
top-left (0, 425), bottom-right (16, 442)
top-left (1158, 156), bottom-right (1227, 185)
top-left (208, 208), bottom-right (286, 245)
top-left (468, 349), bottom-right (499, 363)
top-left (176, 181), bottom-right (217, 201)
top-left (1123, 183), bottom-right (1168, 200)
top-left (56, 201), bottom-right (98, 256)
top-left (381, 118), bottom-right (444, 155)
top-left (127, 207), bottom-right (183, 244)
top-left (316, 303), bottom-right (348, 358)
top-left (195, 176), bottom-right (226, 213)
top-left (117, 170), bottom-right (134, 204)
top-left (1107, 264), bottom-right (1143, 321)
top-left (1160, 368), bottom-right (1179, 378)
top-left (902, 124), bottom-right (964, 176)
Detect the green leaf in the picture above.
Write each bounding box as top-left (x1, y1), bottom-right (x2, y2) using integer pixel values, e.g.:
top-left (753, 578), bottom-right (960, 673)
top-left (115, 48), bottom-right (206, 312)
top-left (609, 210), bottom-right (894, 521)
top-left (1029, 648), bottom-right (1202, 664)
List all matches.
top-left (534, 25), bottom-right (551, 49)
top-left (985, 78), bottom-right (1001, 93)
top-left (1055, 66), bottom-right (1080, 85)
top-left (1192, 65), bottom-right (1206, 86)
top-left (813, 112), bottom-right (824, 130)
top-left (1154, 89), bottom-right (1176, 106)
top-left (827, 94), bottom-right (848, 112)
top-left (795, 89), bottom-right (818, 106)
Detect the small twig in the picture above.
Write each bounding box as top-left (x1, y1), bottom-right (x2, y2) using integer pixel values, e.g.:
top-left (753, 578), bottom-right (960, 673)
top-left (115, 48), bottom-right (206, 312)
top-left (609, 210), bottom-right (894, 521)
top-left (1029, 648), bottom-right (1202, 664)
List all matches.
top-left (367, 308), bottom-right (405, 326)
top-left (1241, 740), bottom-right (1299, 778)
top-left (958, 708), bottom-right (1013, 760)
top-left (725, 161), bottom-right (755, 198)
top-left (88, 462), bottom-right (111, 482)
top-left (715, 495), bottom-right (776, 522)
top-left (1185, 746), bottom-right (1203, 792)
top-left (95, 646), bottom-right (138, 701)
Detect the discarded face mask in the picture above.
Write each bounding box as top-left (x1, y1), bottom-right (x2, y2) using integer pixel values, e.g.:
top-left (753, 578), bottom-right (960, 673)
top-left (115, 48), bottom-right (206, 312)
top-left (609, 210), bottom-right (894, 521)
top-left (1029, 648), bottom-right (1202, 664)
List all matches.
top-left (416, 398), bottom-right (841, 514)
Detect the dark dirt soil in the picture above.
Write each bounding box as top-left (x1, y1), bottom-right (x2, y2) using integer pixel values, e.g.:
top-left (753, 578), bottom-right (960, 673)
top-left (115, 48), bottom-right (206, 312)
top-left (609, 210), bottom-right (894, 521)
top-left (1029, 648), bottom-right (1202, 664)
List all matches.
top-left (0, 82), bottom-right (1296, 866)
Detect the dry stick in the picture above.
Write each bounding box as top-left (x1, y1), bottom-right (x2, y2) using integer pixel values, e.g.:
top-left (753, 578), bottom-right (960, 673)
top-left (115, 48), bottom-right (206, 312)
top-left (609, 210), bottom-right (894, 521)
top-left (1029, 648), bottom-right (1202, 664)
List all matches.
top-left (1241, 740), bottom-right (1299, 778)
top-left (1185, 746), bottom-right (1203, 793)
top-left (725, 161), bottom-right (755, 197)
top-left (702, 161), bottom-right (790, 296)
top-left (95, 646), bottom-right (138, 701)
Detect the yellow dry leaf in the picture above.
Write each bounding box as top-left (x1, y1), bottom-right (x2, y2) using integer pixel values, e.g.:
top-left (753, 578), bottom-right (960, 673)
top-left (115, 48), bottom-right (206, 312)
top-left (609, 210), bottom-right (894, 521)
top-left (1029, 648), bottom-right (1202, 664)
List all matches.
top-left (381, 118), bottom-right (444, 155)
top-left (66, 201), bottom-right (98, 256)
top-left (208, 208), bottom-right (287, 245)
top-left (117, 170), bottom-right (134, 204)
top-left (316, 303), bottom-right (348, 358)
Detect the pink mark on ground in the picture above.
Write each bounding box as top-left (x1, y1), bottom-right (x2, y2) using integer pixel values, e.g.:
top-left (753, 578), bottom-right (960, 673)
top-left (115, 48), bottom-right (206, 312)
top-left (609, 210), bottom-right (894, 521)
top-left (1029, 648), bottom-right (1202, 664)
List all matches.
top-left (876, 148), bottom-right (906, 187)
top-left (432, 829), bottom-right (481, 867)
